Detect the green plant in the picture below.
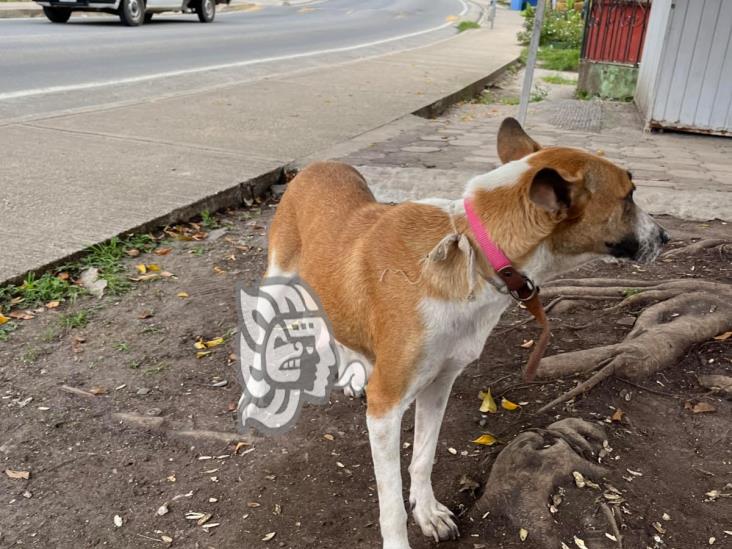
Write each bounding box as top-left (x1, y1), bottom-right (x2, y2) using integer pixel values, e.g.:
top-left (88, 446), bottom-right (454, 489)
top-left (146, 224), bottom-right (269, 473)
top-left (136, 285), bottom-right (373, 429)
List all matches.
top-left (15, 273), bottom-right (80, 308)
top-left (114, 341), bottom-right (130, 352)
top-left (538, 47), bottom-right (580, 71)
top-left (542, 74), bottom-right (577, 85)
top-left (59, 310), bottom-right (89, 330)
top-left (0, 322), bottom-right (18, 342)
top-left (21, 347), bottom-right (42, 364)
top-left (457, 20), bottom-right (481, 33)
top-left (518, 6), bottom-right (583, 49)
top-left (200, 210), bottom-right (219, 230)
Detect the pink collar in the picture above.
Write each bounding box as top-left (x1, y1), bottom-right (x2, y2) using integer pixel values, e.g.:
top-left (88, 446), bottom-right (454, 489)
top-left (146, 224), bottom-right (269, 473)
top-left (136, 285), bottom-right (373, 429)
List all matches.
top-left (463, 197), bottom-right (512, 273)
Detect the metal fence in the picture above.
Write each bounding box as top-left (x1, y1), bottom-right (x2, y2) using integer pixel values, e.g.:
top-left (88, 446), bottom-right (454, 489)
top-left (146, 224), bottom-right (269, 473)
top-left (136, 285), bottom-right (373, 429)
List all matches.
top-left (581, 0), bottom-right (652, 66)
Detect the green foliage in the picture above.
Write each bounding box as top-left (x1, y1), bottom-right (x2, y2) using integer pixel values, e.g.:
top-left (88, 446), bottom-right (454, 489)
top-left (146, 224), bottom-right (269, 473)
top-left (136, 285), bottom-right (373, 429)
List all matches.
top-left (542, 74), bottom-right (577, 85)
top-left (200, 210), bottom-right (219, 230)
top-left (16, 273), bottom-right (80, 308)
top-left (0, 322), bottom-right (17, 342)
top-left (518, 6), bottom-right (583, 49)
top-left (59, 310), bottom-right (90, 330)
top-left (457, 20), bottom-right (481, 33)
top-left (538, 47), bottom-right (580, 71)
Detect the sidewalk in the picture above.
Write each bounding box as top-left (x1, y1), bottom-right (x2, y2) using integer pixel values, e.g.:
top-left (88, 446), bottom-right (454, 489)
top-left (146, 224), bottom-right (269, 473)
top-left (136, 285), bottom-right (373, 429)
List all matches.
top-left (0, 8), bottom-right (523, 284)
top-left (328, 79), bottom-right (732, 222)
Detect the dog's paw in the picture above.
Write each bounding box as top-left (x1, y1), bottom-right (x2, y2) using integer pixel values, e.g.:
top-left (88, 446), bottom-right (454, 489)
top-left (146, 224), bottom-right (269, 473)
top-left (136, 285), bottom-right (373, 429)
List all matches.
top-left (412, 498), bottom-right (459, 542)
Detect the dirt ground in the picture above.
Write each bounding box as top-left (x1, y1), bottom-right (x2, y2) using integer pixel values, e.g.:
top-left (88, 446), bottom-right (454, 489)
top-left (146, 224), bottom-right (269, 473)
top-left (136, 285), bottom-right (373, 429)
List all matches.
top-left (1, 193), bottom-right (730, 549)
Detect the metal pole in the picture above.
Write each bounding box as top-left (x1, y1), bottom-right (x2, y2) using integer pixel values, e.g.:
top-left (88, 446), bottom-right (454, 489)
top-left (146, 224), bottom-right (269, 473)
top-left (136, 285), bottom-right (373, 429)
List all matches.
top-left (517, 0), bottom-right (547, 126)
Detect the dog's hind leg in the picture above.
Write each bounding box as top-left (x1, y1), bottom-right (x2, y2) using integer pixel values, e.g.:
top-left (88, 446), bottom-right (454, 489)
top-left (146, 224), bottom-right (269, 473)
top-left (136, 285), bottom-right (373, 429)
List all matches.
top-left (408, 366), bottom-right (461, 542)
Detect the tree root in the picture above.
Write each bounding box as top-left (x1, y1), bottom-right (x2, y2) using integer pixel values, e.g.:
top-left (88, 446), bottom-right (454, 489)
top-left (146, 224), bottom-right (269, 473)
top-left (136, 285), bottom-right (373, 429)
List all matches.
top-left (662, 238), bottom-right (730, 258)
top-left (534, 289), bottom-right (732, 411)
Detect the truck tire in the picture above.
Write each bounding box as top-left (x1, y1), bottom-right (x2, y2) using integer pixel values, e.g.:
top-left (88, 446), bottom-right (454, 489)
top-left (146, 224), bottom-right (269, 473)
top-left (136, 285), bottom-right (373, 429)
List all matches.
top-left (196, 0), bottom-right (215, 23)
top-left (43, 6), bottom-right (72, 22)
top-left (119, 0), bottom-right (145, 26)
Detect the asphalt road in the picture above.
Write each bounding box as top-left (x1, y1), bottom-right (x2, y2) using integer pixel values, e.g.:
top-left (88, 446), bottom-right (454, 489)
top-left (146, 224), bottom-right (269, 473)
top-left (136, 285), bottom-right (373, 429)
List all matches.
top-left (0, 0), bottom-right (471, 117)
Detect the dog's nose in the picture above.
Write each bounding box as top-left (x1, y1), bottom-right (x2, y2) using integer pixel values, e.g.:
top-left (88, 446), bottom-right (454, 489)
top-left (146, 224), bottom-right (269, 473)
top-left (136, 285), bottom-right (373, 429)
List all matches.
top-left (660, 229), bottom-right (670, 245)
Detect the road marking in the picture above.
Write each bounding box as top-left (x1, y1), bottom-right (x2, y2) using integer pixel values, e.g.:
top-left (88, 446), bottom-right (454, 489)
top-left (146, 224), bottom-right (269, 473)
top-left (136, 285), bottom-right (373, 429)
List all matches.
top-left (0, 0), bottom-right (468, 100)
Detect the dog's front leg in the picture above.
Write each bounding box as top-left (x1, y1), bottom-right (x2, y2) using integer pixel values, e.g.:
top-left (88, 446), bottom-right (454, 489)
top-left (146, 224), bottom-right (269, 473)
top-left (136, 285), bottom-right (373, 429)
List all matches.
top-left (408, 366), bottom-right (461, 542)
top-left (367, 398), bottom-right (410, 549)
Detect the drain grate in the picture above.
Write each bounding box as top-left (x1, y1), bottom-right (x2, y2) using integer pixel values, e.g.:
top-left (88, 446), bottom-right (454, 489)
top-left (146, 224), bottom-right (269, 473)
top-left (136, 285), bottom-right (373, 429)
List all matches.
top-left (544, 100), bottom-right (603, 133)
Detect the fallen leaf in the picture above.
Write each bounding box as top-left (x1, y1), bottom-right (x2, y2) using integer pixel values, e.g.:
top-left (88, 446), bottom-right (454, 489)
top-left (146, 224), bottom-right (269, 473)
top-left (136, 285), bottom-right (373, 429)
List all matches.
top-left (57, 272), bottom-right (70, 280)
top-left (196, 351), bottom-right (213, 359)
top-left (129, 273), bottom-right (160, 282)
top-left (213, 266), bottom-right (227, 275)
top-left (692, 401), bottom-right (716, 414)
top-left (204, 337), bottom-right (225, 348)
top-left (501, 398), bottom-right (521, 411)
top-left (194, 340), bottom-right (207, 350)
top-left (0, 313), bottom-right (9, 325)
top-left (80, 267), bottom-right (107, 298)
top-left (262, 532), bottom-right (276, 542)
top-left (472, 434), bottom-right (497, 446)
top-left (323, 434), bottom-right (335, 441)
top-left (520, 339), bottom-right (535, 349)
top-left (234, 442), bottom-right (249, 454)
top-left (519, 528), bottom-right (528, 541)
top-left (479, 389), bottom-right (497, 413)
top-left (136, 263), bottom-right (147, 274)
top-left (5, 469), bottom-right (30, 480)
top-left (154, 247), bottom-right (172, 256)
top-left (713, 331), bottom-right (732, 341)
top-left (9, 310), bottom-right (34, 320)
top-left (611, 409), bottom-right (624, 422)
top-left (177, 291), bottom-right (189, 298)
top-left (160, 271), bottom-right (174, 278)
top-left (147, 264), bottom-right (161, 272)
top-left (46, 301), bottom-right (60, 309)
top-left (574, 536), bottom-right (588, 549)
top-left (89, 386), bottom-right (108, 396)
top-left (126, 249), bottom-right (141, 257)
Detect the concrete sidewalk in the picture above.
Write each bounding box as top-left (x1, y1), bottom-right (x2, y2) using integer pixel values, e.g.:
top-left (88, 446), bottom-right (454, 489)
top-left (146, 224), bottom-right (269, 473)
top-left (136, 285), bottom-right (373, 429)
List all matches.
top-left (0, 8), bottom-right (523, 283)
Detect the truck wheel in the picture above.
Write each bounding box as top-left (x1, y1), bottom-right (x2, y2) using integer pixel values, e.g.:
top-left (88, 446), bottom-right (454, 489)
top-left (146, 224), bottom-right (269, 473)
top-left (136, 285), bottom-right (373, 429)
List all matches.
top-left (43, 6), bottom-right (72, 22)
top-left (119, 0), bottom-right (145, 26)
top-left (196, 0), bottom-right (215, 23)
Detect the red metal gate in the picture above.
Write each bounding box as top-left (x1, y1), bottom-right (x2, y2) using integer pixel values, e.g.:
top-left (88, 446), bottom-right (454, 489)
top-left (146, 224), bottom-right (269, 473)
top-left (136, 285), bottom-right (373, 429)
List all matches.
top-left (581, 0), bottom-right (652, 66)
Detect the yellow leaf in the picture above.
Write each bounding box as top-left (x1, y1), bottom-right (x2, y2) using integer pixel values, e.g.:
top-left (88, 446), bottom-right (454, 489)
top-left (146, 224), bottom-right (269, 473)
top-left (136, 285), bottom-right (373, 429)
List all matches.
top-left (205, 337), bottom-right (225, 348)
top-left (194, 339), bottom-right (207, 350)
top-left (147, 264), bottom-right (161, 272)
top-left (196, 351), bottom-right (212, 359)
top-left (479, 389), bottom-right (497, 413)
top-left (0, 313), bottom-right (8, 325)
top-left (177, 291), bottom-right (189, 298)
top-left (472, 434), bottom-right (497, 446)
top-left (135, 263), bottom-right (147, 274)
top-left (501, 398), bottom-right (521, 411)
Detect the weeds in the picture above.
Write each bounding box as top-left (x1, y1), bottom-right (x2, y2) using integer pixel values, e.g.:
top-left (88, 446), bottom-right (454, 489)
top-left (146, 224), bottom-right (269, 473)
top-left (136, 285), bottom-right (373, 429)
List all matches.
top-left (538, 47), bottom-right (580, 71)
top-left (457, 21), bottom-right (481, 32)
top-left (200, 210), bottom-right (219, 230)
top-left (114, 342), bottom-right (130, 352)
top-left (58, 310), bottom-right (89, 330)
top-left (0, 322), bottom-right (17, 341)
top-left (542, 74), bottom-right (577, 86)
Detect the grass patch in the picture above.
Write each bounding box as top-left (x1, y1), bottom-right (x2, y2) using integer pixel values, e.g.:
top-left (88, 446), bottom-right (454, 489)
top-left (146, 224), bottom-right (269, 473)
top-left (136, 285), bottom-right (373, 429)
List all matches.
top-left (537, 47), bottom-right (580, 71)
top-left (200, 210), bottom-right (219, 230)
top-left (58, 310), bottom-right (90, 330)
top-left (498, 84), bottom-right (548, 106)
top-left (542, 74), bottom-right (577, 86)
top-left (457, 20), bottom-right (481, 32)
top-left (15, 273), bottom-right (81, 308)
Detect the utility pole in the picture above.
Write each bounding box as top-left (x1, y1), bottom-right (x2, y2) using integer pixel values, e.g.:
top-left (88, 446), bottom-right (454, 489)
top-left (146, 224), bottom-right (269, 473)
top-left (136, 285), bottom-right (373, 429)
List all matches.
top-left (517, 0), bottom-right (546, 126)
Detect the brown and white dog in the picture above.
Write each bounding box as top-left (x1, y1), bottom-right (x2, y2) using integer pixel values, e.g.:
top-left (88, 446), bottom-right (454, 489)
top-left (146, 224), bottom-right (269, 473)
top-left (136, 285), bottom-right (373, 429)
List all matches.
top-left (266, 118), bottom-right (667, 548)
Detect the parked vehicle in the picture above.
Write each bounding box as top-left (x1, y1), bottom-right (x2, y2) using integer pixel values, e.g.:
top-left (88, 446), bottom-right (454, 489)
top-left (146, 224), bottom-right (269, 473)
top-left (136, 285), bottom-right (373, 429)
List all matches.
top-left (35, 0), bottom-right (229, 26)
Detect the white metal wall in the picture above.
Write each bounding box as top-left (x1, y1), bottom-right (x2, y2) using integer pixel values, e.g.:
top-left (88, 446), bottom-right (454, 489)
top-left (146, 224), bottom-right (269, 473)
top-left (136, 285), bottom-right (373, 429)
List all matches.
top-left (635, 0), bottom-right (732, 134)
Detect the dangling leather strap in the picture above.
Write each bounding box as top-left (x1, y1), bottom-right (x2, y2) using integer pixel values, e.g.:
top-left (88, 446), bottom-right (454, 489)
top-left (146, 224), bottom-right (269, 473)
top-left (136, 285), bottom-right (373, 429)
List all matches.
top-left (463, 199), bottom-right (550, 381)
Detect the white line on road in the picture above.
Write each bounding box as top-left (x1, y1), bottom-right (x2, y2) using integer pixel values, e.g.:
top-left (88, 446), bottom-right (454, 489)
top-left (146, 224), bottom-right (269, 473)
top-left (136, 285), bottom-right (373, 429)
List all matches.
top-left (0, 0), bottom-right (468, 101)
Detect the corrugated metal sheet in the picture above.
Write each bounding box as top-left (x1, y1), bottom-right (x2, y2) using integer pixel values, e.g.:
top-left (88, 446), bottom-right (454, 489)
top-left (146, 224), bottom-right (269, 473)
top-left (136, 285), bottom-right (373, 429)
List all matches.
top-left (634, 0), bottom-right (732, 135)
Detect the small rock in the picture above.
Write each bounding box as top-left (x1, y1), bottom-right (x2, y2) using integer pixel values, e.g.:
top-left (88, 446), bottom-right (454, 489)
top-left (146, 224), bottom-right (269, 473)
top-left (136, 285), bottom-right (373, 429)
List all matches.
top-left (616, 316), bottom-right (636, 327)
top-left (207, 228), bottom-right (228, 242)
top-left (146, 408), bottom-right (162, 416)
top-left (136, 388), bottom-right (151, 396)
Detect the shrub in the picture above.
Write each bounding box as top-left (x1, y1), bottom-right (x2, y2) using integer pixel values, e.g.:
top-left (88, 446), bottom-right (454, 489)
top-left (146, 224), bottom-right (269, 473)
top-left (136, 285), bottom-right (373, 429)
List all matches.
top-left (517, 6), bottom-right (583, 49)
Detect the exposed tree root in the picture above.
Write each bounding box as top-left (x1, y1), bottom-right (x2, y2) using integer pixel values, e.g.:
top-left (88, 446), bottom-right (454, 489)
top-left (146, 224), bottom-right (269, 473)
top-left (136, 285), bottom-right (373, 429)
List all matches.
top-left (662, 238), bottom-right (730, 258)
top-left (534, 285), bottom-right (732, 412)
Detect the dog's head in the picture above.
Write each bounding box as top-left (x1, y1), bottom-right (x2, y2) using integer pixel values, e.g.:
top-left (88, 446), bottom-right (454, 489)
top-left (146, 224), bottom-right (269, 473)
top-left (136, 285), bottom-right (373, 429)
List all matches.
top-left (495, 117), bottom-right (668, 263)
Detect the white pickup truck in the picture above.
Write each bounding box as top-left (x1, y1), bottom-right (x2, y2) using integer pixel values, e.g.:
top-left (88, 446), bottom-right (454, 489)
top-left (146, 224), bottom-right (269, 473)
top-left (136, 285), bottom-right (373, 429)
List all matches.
top-left (35, 0), bottom-right (230, 26)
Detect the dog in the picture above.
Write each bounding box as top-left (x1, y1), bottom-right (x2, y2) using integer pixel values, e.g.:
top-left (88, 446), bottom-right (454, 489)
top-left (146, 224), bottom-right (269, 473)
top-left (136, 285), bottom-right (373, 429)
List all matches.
top-left (265, 118), bottom-right (668, 548)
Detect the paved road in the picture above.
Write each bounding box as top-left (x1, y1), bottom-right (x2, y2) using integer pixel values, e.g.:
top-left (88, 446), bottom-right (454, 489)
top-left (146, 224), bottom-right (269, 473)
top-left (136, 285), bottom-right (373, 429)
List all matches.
top-left (0, 0), bottom-right (469, 117)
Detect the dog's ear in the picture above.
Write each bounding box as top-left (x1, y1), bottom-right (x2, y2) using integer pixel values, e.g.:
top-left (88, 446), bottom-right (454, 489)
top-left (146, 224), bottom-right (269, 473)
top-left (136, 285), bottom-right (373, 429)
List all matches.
top-left (497, 117), bottom-right (541, 163)
top-left (529, 167), bottom-right (580, 218)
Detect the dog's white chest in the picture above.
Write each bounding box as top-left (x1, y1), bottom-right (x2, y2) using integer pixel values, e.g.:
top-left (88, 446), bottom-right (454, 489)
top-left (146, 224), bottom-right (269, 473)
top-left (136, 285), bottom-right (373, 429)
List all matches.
top-left (419, 286), bottom-right (512, 367)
